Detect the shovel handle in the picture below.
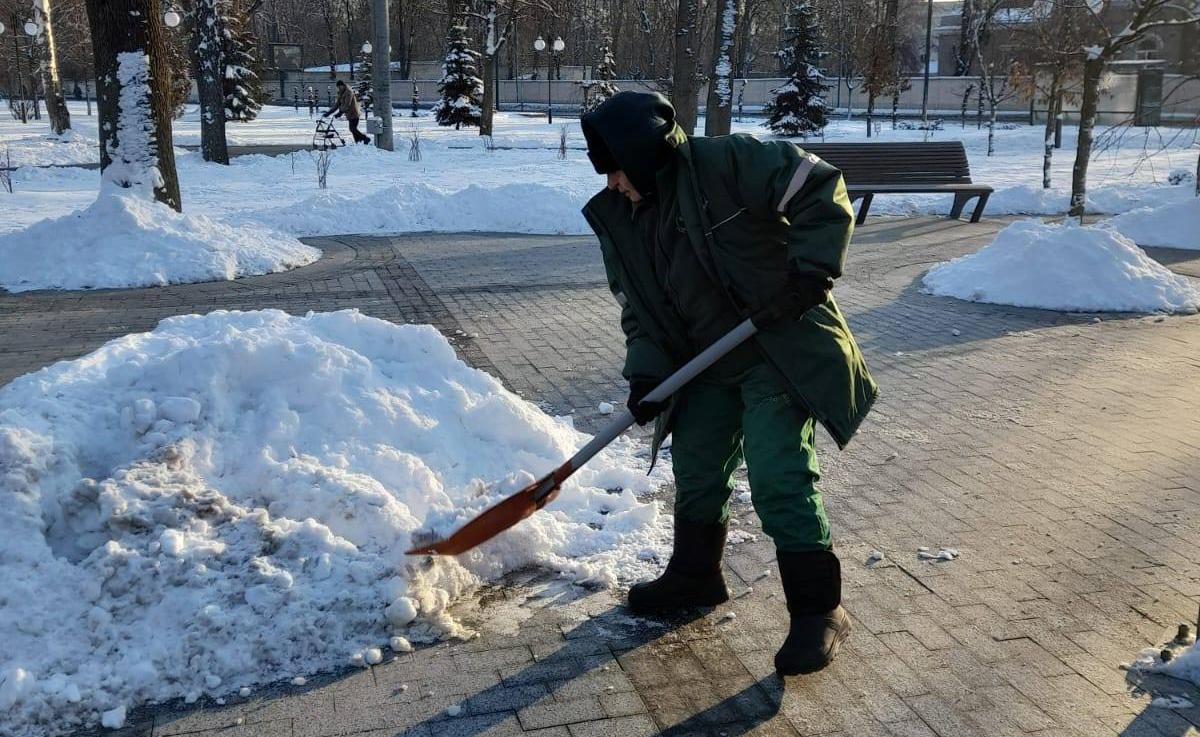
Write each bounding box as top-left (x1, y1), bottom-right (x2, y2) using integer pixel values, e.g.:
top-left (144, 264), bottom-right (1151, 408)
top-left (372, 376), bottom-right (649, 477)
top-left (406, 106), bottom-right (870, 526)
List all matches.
top-left (536, 318), bottom-right (758, 501)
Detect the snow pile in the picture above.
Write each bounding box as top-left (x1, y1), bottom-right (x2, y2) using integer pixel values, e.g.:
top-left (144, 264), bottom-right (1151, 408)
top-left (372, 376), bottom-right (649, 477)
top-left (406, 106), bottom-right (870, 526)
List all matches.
top-left (1132, 643), bottom-right (1200, 687)
top-left (257, 182), bottom-right (590, 237)
top-left (987, 182), bottom-right (1196, 217)
top-left (0, 192), bottom-right (320, 293)
top-left (922, 219), bottom-right (1200, 313)
top-left (0, 309), bottom-right (668, 736)
top-left (1104, 198), bottom-right (1200, 249)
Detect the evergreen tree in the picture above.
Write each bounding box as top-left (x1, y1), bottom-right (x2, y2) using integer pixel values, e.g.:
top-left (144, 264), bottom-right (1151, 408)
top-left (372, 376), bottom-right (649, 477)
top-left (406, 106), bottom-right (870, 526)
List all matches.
top-left (356, 46), bottom-right (374, 114)
top-left (222, 5), bottom-right (266, 122)
top-left (580, 38), bottom-right (619, 114)
top-left (764, 2), bottom-right (829, 137)
top-left (434, 18), bottom-right (483, 130)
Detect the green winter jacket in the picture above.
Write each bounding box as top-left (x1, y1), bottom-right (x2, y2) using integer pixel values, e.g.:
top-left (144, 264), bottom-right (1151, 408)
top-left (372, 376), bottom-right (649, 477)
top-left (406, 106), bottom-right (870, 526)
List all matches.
top-left (581, 111), bottom-right (877, 459)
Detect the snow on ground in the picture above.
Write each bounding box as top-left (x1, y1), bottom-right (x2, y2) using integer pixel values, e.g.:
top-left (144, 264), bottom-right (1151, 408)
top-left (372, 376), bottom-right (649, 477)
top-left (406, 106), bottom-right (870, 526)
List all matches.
top-left (2, 102), bottom-right (1197, 239)
top-left (0, 191), bottom-right (319, 293)
top-left (0, 309), bottom-right (671, 737)
top-left (1132, 641), bottom-right (1200, 688)
top-left (922, 219), bottom-right (1200, 313)
top-left (1104, 198), bottom-right (1200, 250)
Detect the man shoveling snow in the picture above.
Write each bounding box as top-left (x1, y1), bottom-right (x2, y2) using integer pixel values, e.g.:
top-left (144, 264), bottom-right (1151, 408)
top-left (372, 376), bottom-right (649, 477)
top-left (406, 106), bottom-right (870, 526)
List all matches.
top-left (580, 91), bottom-right (877, 675)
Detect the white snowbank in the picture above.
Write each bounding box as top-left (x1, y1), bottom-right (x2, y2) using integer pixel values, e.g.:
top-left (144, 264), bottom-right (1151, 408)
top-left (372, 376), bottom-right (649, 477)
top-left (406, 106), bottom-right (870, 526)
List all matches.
top-left (1104, 198), bottom-right (1200, 249)
top-left (986, 182), bottom-right (1196, 217)
top-left (0, 192), bottom-right (320, 293)
top-left (258, 182), bottom-right (591, 236)
top-left (0, 309), bottom-right (669, 736)
top-left (922, 219), bottom-right (1200, 313)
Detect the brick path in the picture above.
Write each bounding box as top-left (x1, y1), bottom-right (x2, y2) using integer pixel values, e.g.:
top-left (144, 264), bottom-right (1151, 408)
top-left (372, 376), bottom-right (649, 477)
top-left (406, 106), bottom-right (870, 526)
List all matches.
top-left (3, 218), bottom-right (1198, 737)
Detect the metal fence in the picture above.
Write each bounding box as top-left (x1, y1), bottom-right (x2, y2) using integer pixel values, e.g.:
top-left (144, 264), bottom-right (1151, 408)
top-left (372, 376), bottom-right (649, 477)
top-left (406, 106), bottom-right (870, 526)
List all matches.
top-left (257, 74), bottom-right (1200, 125)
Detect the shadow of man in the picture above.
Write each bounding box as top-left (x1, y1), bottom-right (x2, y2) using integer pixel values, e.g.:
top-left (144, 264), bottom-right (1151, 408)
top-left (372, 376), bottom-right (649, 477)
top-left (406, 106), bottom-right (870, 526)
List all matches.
top-left (403, 603), bottom-right (783, 737)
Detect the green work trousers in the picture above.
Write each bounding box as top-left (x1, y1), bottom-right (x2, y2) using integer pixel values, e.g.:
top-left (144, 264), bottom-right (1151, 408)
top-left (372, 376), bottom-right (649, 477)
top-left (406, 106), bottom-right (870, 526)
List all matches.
top-left (670, 355), bottom-right (830, 552)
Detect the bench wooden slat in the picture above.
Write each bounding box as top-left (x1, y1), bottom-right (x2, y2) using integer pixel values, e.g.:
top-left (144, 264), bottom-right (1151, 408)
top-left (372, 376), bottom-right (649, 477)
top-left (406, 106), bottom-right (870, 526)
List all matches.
top-left (796, 141), bottom-right (990, 223)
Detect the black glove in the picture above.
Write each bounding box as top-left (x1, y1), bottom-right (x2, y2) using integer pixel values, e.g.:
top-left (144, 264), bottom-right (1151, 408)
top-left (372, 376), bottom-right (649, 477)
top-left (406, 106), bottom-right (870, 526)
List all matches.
top-left (322, 111), bottom-right (330, 118)
top-left (751, 270), bottom-right (833, 329)
top-left (627, 378), bottom-right (668, 426)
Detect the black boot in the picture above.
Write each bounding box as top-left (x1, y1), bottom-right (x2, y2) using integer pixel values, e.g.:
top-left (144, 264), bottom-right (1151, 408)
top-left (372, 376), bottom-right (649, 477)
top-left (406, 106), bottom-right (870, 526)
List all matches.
top-left (775, 549), bottom-right (851, 675)
top-left (627, 520), bottom-right (729, 613)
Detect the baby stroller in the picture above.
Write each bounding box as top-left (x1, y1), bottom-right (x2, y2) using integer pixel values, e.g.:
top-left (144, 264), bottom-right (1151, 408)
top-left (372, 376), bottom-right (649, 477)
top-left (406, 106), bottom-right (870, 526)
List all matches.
top-left (312, 118), bottom-right (345, 151)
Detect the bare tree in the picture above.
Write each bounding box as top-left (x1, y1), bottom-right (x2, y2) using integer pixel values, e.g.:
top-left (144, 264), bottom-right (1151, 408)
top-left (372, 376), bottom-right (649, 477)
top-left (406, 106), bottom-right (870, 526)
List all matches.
top-left (84, 0), bottom-right (181, 210)
top-left (1068, 0), bottom-right (1200, 218)
top-left (464, 0), bottom-right (551, 137)
top-left (671, 0), bottom-right (701, 134)
top-left (703, 0), bottom-right (740, 136)
top-left (30, 0), bottom-right (71, 134)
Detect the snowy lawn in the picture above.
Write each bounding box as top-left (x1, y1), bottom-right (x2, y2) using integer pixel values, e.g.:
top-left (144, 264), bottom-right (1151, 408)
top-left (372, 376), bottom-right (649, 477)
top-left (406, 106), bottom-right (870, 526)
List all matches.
top-left (922, 218), bottom-right (1200, 313)
top-left (2, 101), bottom-right (1197, 238)
top-left (0, 309), bottom-right (670, 736)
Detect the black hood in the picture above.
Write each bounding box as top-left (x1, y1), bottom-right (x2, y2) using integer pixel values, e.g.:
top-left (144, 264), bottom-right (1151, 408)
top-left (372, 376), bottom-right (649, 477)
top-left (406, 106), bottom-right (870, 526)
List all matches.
top-left (581, 91), bottom-right (677, 199)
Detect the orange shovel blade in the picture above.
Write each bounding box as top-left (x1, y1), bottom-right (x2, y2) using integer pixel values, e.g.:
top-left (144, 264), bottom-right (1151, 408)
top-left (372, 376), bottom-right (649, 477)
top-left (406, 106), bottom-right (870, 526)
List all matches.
top-left (405, 476), bottom-right (562, 556)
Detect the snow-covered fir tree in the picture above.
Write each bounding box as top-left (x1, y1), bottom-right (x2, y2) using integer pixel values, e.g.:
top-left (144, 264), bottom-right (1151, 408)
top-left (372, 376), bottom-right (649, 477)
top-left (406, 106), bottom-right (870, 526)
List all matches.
top-left (355, 46), bottom-right (374, 114)
top-left (434, 19), bottom-right (483, 129)
top-left (764, 2), bottom-right (829, 137)
top-left (580, 39), bottom-right (619, 114)
top-left (222, 6), bottom-right (265, 122)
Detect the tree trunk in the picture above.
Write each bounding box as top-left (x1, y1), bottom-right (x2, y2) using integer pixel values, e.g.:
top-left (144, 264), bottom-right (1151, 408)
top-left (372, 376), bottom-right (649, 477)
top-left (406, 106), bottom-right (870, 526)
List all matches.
top-left (955, 0), bottom-right (975, 76)
top-left (479, 0), bottom-right (498, 137)
top-left (192, 0), bottom-right (229, 164)
top-left (324, 4), bottom-right (337, 79)
top-left (891, 88), bottom-right (899, 129)
top-left (671, 0), bottom-right (701, 135)
top-left (1069, 58), bottom-right (1103, 219)
top-left (84, 0), bottom-right (181, 211)
top-left (480, 53), bottom-right (495, 136)
top-left (703, 0), bottom-right (740, 137)
top-left (987, 97), bottom-right (996, 156)
top-left (1041, 73), bottom-right (1060, 189)
top-left (33, 0), bottom-right (72, 135)
top-left (344, 0), bottom-right (356, 80)
top-left (866, 93), bottom-right (874, 137)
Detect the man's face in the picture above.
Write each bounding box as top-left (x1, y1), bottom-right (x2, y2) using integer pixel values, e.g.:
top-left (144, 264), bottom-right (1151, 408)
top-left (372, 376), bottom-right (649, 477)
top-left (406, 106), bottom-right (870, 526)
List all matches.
top-left (606, 171), bottom-right (642, 202)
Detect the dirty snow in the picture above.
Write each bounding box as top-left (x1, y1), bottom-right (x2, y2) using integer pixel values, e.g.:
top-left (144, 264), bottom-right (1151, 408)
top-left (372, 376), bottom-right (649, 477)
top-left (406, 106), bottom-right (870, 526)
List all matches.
top-left (0, 309), bottom-right (670, 736)
top-left (1133, 643), bottom-right (1200, 688)
top-left (922, 219), bottom-right (1200, 313)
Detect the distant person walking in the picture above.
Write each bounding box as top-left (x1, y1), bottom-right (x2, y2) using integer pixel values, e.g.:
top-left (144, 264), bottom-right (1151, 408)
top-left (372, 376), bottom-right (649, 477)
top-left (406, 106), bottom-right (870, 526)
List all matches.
top-left (324, 80), bottom-right (370, 145)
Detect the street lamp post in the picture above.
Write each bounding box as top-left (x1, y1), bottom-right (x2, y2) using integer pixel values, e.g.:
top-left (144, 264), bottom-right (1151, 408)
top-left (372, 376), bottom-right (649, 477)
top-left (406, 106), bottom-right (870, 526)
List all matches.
top-left (921, 0), bottom-right (933, 130)
top-left (367, 0), bottom-right (393, 150)
top-left (533, 35), bottom-right (564, 124)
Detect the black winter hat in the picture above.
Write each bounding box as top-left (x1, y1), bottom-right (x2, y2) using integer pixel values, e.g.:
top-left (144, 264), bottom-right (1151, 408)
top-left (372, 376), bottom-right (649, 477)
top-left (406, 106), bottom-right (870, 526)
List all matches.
top-left (580, 91), bottom-right (677, 198)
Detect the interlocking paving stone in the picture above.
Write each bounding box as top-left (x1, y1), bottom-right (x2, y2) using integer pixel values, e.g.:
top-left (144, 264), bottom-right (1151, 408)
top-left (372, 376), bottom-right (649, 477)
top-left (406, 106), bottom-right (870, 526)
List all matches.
top-left (9, 219), bottom-right (1196, 737)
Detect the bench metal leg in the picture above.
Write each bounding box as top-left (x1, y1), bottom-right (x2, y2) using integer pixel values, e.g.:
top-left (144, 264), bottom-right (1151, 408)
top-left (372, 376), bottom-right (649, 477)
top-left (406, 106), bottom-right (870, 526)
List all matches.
top-left (969, 192), bottom-right (991, 223)
top-left (854, 193), bottom-right (873, 225)
top-left (949, 192), bottom-right (974, 220)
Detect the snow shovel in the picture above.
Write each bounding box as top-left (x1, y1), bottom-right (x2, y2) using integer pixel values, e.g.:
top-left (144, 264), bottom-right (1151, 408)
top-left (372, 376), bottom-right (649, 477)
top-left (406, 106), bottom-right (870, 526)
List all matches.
top-left (406, 317), bottom-right (759, 556)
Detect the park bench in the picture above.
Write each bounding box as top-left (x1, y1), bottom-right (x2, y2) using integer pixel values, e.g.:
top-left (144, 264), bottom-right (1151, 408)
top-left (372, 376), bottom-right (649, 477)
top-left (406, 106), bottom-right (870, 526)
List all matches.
top-left (801, 141), bottom-right (992, 225)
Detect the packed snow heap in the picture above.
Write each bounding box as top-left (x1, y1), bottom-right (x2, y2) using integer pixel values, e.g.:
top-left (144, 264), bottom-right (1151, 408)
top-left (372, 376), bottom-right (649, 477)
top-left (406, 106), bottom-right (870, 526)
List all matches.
top-left (0, 310), bottom-right (667, 736)
top-left (0, 192), bottom-right (321, 293)
top-left (922, 219), bottom-right (1200, 313)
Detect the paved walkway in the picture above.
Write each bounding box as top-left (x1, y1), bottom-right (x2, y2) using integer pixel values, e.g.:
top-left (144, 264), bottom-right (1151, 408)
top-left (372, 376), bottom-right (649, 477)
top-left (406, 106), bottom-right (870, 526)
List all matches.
top-left (3, 218), bottom-right (1198, 737)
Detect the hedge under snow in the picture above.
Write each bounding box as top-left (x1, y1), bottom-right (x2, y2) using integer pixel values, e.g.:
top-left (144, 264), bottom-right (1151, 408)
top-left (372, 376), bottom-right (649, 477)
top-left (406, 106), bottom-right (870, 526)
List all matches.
top-left (0, 310), bottom-right (668, 736)
top-left (0, 193), bottom-right (320, 293)
top-left (922, 218), bottom-right (1200, 313)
